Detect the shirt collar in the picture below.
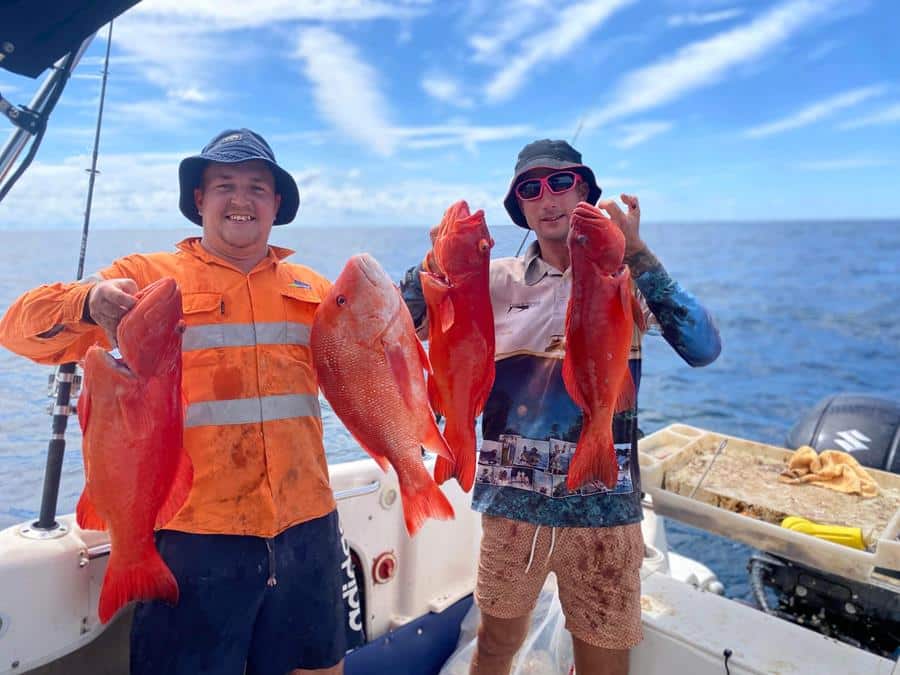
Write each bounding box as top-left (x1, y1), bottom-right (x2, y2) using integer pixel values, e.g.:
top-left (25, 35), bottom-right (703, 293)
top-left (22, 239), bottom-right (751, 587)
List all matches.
top-left (523, 240), bottom-right (565, 285)
top-left (176, 237), bottom-right (295, 270)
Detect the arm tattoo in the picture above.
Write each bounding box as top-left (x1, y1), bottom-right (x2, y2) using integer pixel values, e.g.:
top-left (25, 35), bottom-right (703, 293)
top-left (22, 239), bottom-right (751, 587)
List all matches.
top-left (625, 247), bottom-right (660, 278)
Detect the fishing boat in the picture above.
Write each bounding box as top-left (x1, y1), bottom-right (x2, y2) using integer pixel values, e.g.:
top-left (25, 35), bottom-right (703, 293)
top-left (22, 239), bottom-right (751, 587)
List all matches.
top-left (1, 3), bottom-right (898, 674)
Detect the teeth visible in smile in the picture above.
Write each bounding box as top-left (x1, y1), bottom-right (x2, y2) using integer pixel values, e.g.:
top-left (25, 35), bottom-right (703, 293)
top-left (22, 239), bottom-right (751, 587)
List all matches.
top-left (229, 215), bottom-right (253, 222)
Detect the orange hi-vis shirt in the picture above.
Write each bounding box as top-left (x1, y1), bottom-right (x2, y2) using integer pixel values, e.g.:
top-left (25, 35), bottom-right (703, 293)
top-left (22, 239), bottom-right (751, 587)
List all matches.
top-left (0, 238), bottom-right (336, 537)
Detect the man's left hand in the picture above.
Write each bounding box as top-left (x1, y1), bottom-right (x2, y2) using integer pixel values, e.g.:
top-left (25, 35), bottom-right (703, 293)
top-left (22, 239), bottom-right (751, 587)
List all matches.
top-left (598, 193), bottom-right (646, 258)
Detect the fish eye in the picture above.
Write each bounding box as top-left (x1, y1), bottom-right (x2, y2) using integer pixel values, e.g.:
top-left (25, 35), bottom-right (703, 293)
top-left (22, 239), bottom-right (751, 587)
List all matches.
top-left (478, 238), bottom-right (491, 252)
top-left (336, 295), bottom-right (347, 306)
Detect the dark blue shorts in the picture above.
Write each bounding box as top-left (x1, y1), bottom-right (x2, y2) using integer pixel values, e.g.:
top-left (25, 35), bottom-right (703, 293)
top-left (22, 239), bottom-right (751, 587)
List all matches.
top-left (130, 510), bottom-right (350, 675)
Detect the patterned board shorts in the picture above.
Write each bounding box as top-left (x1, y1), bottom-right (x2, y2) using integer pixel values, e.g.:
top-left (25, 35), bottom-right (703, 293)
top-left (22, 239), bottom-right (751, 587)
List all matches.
top-left (475, 514), bottom-right (644, 650)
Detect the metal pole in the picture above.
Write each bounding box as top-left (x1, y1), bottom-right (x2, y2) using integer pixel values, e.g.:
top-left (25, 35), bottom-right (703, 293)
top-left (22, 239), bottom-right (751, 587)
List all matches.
top-left (0, 34), bottom-right (96, 186)
top-left (34, 25), bottom-right (112, 531)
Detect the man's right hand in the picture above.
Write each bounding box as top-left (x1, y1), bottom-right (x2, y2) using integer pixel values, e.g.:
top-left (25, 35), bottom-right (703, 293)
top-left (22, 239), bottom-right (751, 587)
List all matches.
top-left (86, 278), bottom-right (139, 347)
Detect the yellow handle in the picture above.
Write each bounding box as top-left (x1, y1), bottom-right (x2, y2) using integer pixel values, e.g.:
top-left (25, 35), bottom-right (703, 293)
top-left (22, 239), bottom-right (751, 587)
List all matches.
top-left (780, 516), bottom-right (866, 550)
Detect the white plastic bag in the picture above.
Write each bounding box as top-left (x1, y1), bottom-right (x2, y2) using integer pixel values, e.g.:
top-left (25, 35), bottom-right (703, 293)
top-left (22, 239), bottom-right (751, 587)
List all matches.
top-left (440, 574), bottom-right (575, 675)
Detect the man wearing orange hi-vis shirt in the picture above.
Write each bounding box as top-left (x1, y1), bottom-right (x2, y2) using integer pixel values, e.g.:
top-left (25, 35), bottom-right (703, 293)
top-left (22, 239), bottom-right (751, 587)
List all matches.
top-left (0, 129), bottom-right (354, 675)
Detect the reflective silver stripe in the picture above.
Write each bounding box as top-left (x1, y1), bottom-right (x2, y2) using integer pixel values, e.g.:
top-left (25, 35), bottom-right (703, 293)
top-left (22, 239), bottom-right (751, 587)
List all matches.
top-left (185, 394), bottom-right (320, 428)
top-left (182, 322), bottom-right (310, 352)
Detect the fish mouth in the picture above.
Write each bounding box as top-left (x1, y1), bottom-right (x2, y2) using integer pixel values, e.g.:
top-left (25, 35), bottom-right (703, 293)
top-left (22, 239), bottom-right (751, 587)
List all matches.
top-left (94, 348), bottom-right (137, 379)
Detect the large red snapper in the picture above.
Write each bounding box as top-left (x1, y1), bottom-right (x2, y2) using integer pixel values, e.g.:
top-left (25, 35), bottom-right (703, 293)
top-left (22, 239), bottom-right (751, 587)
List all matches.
top-left (311, 254), bottom-right (455, 536)
top-left (563, 203), bottom-right (644, 490)
top-left (421, 201), bottom-right (495, 492)
top-left (76, 277), bottom-right (192, 624)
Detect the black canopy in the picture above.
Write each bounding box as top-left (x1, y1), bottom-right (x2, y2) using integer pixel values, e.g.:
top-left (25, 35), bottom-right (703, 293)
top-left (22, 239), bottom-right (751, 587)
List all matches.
top-left (0, 0), bottom-right (141, 78)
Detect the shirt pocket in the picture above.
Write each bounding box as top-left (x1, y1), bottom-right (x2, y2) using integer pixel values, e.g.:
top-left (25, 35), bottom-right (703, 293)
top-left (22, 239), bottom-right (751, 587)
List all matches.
top-left (278, 286), bottom-right (321, 364)
top-left (181, 292), bottom-right (225, 367)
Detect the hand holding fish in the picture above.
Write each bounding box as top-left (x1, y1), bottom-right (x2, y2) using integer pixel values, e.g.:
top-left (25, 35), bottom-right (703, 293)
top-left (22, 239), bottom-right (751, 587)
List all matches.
top-left (597, 193), bottom-right (646, 258)
top-left (87, 278), bottom-right (138, 347)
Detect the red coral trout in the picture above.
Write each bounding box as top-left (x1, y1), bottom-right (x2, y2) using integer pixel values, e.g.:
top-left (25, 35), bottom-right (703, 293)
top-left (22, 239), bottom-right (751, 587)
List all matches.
top-left (563, 203), bottom-right (644, 490)
top-left (77, 277), bottom-right (192, 623)
top-left (420, 201), bottom-right (495, 492)
top-left (311, 254), bottom-right (454, 536)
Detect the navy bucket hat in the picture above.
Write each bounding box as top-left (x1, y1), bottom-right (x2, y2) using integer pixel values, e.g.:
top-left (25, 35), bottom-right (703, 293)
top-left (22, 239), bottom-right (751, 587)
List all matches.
top-left (178, 128), bottom-right (300, 226)
top-left (503, 139), bottom-right (601, 229)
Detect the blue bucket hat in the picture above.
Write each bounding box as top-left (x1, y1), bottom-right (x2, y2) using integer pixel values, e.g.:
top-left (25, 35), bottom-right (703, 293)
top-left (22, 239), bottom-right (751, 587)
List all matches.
top-left (178, 128), bottom-right (300, 226)
top-left (503, 139), bottom-right (601, 229)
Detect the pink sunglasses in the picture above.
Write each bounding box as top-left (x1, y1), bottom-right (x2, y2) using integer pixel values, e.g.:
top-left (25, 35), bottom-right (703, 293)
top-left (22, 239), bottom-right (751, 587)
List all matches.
top-left (515, 170), bottom-right (582, 201)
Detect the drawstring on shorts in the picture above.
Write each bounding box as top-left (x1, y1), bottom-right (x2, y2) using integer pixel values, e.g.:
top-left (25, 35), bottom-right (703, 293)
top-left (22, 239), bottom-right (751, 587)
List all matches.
top-left (524, 525), bottom-right (557, 574)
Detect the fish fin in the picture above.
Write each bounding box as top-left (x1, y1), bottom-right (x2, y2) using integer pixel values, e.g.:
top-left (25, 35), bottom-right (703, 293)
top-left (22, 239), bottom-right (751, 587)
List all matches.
top-left (76, 487), bottom-right (106, 531)
top-left (382, 339), bottom-right (418, 412)
top-left (442, 419), bottom-right (478, 492)
top-left (439, 296), bottom-right (455, 332)
top-left (622, 275), bottom-right (646, 333)
top-left (427, 375), bottom-right (444, 416)
top-left (77, 371), bottom-right (92, 434)
top-left (421, 274), bottom-right (454, 333)
top-left (97, 548), bottom-right (178, 624)
top-left (421, 416), bottom-right (454, 461)
top-left (348, 433), bottom-right (391, 472)
top-left (562, 353), bottom-right (589, 412)
top-left (415, 335), bottom-right (433, 376)
top-left (400, 473), bottom-right (455, 536)
top-left (155, 448), bottom-right (193, 529)
top-left (614, 368), bottom-right (637, 414)
top-left (567, 421), bottom-right (619, 491)
top-left (630, 294), bottom-right (646, 333)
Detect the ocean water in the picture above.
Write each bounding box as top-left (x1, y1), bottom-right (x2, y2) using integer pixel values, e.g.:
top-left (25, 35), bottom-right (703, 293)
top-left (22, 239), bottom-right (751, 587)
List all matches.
top-left (0, 220), bottom-right (897, 601)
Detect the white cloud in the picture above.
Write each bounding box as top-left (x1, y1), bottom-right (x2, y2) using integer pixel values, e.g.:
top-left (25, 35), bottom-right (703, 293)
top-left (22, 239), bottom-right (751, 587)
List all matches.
top-left (105, 98), bottom-right (210, 130)
top-left (0, 152), bottom-right (186, 229)
top-left (389, 123), bottom-right (535, 152)
top-left (294, 27), bottom-right (396, 156)
top-left (612, 121), bottom-right (673, 148)
top-left (794, 158), bottom-right (892, 171)
top-left (131, 0), bottom-right (429, 29)
top-left (807, 39), bottom-right (841, 62)
top-left (275, 122), bottom-right (536, 153)
top-left (743, 85), bottom-right (885, 138)
top-left (838, 103), bottom-right (900, 130)
top-left (167, 87), bottom-right (211, 103)
top-left (485, 0), bottom-right (635, 103)
top-left (0, 152), bottom-right (510, 228)
top-left (421, 75), bottom-right (473, 108)
top-left (667, 8), bottom-right (745, 27)
top-left (583, 0), bottom-right (834, 129)
top-left (468, 3), bottom-right (544, 64)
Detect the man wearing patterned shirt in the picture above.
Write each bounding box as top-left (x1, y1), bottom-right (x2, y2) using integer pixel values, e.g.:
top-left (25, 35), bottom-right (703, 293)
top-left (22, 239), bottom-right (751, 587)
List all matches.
top-left (401, 139), bottom-right (721, 675)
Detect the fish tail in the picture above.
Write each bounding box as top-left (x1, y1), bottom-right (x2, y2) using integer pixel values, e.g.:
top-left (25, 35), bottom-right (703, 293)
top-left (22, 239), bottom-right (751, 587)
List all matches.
top-left (97, 548), bottom-right (178, 624)
top-left (432, 455), bottom-right (455, 486)
top-left (442, 420), bottom-right (477, 492)
top-left (567, 420), bottom-right (619, 491)
top-left (400, 473), bottom-right (455, 537)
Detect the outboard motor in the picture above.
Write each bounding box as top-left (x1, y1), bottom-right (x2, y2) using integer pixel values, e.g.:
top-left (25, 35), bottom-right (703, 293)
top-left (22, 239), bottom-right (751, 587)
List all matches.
top-left (748, 394), bottom-right (900, 659)
top-left (786, 394), bottom-right (900, 472)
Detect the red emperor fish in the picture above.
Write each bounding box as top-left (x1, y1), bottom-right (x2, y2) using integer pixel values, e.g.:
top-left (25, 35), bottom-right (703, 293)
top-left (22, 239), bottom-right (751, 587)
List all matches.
top-left (311, 253), bottom-right (455, 536)
top-left (420, 201), bottom-right (495, 492)
top-left (563, 203), bottom-right (644, 490)
top-left (77, 277), bottom-right (192, 624)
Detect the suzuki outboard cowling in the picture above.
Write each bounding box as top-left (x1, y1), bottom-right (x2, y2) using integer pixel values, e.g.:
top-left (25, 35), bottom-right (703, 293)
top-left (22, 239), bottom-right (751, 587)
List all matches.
top-left (748, 393), bottom-right (900, 659)
top-left (786, 394), bottom-right (900, 472)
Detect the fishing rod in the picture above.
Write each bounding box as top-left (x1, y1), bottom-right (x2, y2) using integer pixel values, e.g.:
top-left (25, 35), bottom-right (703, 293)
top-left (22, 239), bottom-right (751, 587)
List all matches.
top-left (513, 114), bottom-right (587, 257)
top-left (35, 21), bottom-right (113, 532)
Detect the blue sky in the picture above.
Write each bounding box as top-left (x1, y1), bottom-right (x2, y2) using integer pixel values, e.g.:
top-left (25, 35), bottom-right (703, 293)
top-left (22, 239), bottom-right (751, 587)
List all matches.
top-left (0, 0), bottom-right (898, 229)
